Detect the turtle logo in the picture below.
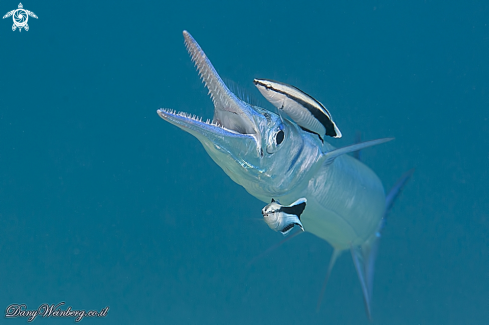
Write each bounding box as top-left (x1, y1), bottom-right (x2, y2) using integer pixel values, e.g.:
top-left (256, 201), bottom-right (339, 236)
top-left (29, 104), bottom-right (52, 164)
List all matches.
top-left (3, 3), bottom-right (37, 32)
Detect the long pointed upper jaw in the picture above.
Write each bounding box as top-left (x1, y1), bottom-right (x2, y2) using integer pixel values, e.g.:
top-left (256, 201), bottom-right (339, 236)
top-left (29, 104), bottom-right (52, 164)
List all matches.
top-left (158, 30), bottom-right (262, 155)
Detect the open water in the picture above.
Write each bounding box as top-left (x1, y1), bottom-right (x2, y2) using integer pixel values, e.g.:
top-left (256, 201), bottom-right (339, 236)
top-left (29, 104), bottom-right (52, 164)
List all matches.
top-left (0, 1), bottom-right (488, 324)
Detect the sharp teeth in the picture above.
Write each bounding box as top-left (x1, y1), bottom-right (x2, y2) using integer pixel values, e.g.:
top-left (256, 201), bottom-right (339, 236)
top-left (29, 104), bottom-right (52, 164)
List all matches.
top-left (159, 108), bottom-right (243, 135)
top-left (160, 108), bottom-right (216, 126)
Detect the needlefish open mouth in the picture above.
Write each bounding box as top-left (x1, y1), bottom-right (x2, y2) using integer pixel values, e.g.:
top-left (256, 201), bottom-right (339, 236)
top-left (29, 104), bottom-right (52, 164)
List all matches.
top-left (156, 30), bottom-right (413, 320)
top-left (157, 31), bottom-right (260, 153)
top-left (158, 31), bottom-right (343, 163)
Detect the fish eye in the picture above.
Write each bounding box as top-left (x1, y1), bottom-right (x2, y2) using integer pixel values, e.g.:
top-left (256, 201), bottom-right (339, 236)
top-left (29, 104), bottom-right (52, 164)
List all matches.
top-left (276, 130), bottom-right (284, 145)
top-left (266, 125), bottom-right (285, 154)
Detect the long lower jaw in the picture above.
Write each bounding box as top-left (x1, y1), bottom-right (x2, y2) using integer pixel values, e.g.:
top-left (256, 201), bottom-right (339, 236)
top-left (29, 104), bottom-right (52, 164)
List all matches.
top-left (157, 108), bottom-right (255, 145)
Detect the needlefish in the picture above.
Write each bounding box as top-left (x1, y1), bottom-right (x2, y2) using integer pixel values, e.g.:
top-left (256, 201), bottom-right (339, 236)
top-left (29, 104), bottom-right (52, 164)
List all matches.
top-left (157, 30), bottom-right (413, 320)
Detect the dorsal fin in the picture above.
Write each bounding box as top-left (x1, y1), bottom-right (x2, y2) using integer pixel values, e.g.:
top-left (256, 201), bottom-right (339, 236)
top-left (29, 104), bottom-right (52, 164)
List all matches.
top-left (385, 169), bottom-right (415, 216)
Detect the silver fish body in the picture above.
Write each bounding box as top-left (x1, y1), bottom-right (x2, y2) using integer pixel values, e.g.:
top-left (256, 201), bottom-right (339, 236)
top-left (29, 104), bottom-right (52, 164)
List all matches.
top-left (157, 31), bottom-right (395, 319)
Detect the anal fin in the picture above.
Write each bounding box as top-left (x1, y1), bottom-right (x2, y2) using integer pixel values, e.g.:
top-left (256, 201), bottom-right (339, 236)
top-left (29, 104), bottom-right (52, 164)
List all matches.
top-left (246, 230), bottom-right (303, 267)
top-left (316, 248), bottom-right (341, 311)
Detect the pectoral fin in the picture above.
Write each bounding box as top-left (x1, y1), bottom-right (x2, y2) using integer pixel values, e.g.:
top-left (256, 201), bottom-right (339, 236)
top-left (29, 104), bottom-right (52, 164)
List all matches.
top-left (323, 138), bottom-right (394, 165)
top-left (352, 131), bottom-right (362, 161)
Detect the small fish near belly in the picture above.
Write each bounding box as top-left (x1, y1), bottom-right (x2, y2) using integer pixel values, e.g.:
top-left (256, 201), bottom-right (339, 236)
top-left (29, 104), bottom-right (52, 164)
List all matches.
top-left (262, 198), bottom-right (306, 236)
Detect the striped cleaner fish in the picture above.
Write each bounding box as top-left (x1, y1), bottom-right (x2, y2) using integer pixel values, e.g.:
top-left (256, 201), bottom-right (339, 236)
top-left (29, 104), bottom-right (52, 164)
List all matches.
top-left (157, 31), bottom-right (413, 320)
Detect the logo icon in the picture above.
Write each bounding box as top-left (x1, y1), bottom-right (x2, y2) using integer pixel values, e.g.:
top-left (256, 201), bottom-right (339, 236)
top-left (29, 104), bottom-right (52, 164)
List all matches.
top-left (3, 3), bottom-right (37, 32)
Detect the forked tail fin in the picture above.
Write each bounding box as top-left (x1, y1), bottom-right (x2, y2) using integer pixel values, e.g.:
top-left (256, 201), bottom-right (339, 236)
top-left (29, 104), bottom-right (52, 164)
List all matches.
top-left (351, 169), bottom-right (414, 320)
top-left (351, 235), bottom-right (379, 320)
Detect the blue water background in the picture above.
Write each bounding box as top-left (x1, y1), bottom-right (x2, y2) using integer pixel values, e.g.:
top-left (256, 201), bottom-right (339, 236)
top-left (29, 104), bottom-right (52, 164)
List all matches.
top-left (0, 1), bottom-right (488, 324)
